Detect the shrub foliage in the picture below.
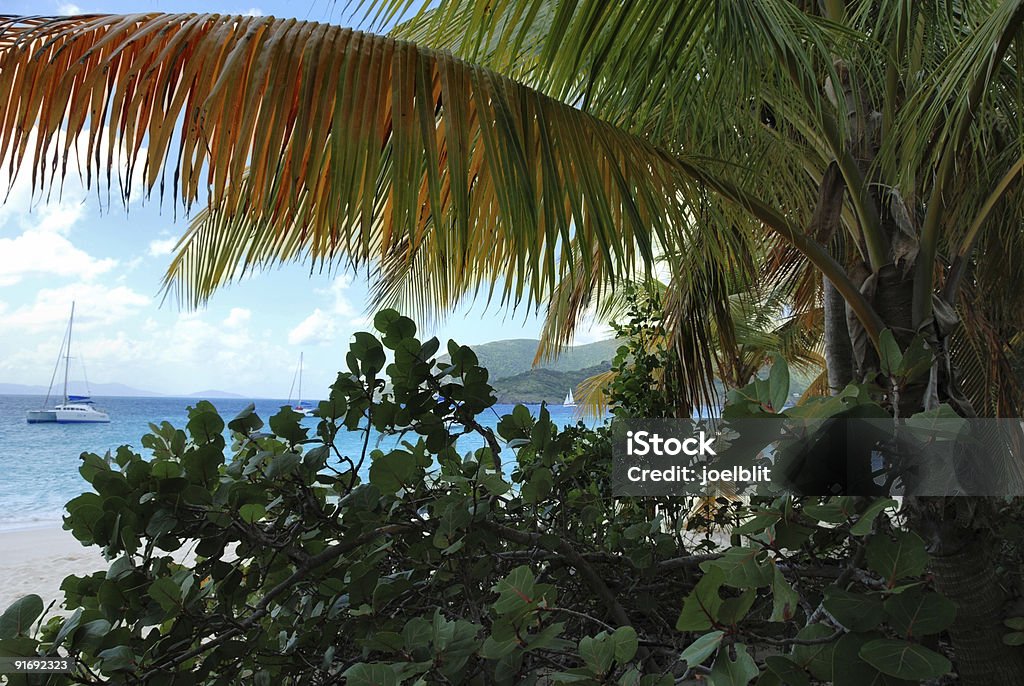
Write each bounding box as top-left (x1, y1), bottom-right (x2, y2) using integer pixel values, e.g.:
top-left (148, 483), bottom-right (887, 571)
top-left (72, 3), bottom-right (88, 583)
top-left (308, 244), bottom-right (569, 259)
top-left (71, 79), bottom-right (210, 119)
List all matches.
top-left (2, 310), bottom-right (1015, 685)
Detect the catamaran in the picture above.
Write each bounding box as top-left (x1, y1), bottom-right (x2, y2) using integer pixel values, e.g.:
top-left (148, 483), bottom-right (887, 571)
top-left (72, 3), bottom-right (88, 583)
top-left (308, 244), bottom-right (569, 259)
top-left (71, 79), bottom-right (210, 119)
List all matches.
top-left (563, 388), bottom-right (577, 407)
top-left (288, 352), bottom-right (315, 417)
top-left (26, 302), bottom-right (110, 424)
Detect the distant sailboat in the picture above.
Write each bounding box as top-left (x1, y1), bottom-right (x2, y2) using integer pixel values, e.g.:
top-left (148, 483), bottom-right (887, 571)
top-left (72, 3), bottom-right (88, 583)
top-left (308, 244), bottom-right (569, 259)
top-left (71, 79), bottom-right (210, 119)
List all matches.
top-left (288, 352), bottom-right (315, 417)
top-left (26, 302), bottom-right (110, 424)
top-left (563, 388), bottom-right (577, 407)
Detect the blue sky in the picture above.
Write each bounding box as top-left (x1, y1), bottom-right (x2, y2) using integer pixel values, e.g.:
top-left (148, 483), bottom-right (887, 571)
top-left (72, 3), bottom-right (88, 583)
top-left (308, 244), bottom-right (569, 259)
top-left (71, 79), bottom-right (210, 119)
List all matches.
top-left (0, 0), bottom-right (610, 398)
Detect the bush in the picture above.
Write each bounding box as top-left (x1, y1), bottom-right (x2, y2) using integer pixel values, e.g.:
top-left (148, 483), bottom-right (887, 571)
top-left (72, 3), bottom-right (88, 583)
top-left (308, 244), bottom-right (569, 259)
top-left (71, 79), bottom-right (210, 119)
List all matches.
top-left (1, 310), bottom-right (1007, 685)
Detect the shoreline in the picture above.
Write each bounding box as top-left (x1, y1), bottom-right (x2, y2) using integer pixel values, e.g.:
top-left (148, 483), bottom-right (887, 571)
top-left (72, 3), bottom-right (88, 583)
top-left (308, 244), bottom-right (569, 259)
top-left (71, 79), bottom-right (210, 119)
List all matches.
top-left (0, 525), bottom-right (106, 613)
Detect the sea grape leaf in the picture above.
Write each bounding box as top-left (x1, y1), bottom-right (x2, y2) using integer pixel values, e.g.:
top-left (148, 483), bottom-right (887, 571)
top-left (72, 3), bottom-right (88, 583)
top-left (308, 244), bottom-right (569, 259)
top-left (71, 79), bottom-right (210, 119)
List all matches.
top-left (865, 531), bottom-right (928, 585)
top-left (701, 547), bottom-right (773, 588)
top-left (791, 624), bottom-right (837, 681)
top-left (850, 499), bottom-right (898, 536)
top-left (764, 655), bottom-right (810, 686)
top-left (859, 639), bottom-right (951, 680)
top-left (0, 595), bottom-right (44, 639)
top-left (883, 589), bottom-right (956, 637)
top-left (680, 631), bottom-right (724, 667)
top-left (708, 643), bottom-right (758, 685)
top-left (769, 566), bottom-right (799, 623)
top-left (823, 588), bottom-right (885, 632)
top-left (677, 566), bottom-right (726, 631)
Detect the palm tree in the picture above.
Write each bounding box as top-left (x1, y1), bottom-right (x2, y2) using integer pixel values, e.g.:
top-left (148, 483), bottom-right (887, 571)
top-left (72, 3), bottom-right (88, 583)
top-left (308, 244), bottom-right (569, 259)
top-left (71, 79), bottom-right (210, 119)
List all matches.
top-left (3, 2), bottom-right (1024, 681)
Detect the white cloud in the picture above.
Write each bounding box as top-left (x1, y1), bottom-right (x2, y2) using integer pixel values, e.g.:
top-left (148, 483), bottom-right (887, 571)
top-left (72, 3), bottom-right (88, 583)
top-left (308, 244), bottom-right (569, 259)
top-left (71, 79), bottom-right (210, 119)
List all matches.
top-left (571, 316), bottom-right (615, 345)
top-left (318, 274), bottom-right (356, 316)
top-left (0, 283), bottom-right (150, 333)
top-left (288, 308), bottom-right (337, 346)
top-left (57, 3), bottom-right (82, 15)
top-left (0, 210), bottom-right (117, 286)
top-left (242, 8), bottom-right (264, 16)
top-left (0, 126), bottom-right (152, 287)
top-left (0, 308), bottom-right (293, 396)
top-left (147, 237), bottom-right (179, 257)
top-left (223, 307), bottom-right (251, 327)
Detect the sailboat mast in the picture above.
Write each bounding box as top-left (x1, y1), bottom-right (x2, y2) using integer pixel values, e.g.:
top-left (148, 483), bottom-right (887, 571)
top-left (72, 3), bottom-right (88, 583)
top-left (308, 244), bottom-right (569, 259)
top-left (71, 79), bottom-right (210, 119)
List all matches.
top-left (298, 352), bottom-right (303, 402)
top-left (63, 301), bottom-right (75, 404)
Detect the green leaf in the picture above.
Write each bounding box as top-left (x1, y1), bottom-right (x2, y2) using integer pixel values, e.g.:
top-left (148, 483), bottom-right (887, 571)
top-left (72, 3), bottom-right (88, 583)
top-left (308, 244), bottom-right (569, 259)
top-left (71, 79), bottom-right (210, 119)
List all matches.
top-left (733, 510), bottom-right (781, 535)
top-left (265, 451), bottom-right (301, 479)
top-left (769, 566), bottom-right (799, 623)
top-left (480, 635), bottom-right (518, 660)
top-left (341, 662), bottom-right (399, 686)
top-left (865, 531), bottom-right (928, 585)
top-left (403, 617), bottom-right (433, 650)
top-left (680, 631), bottom-right (724, 667)
top-left (768, 356), bottom-right (790, 412)
top-left (719, 588), bottom-right (756, 625)
top-left (0, 595), bottom-right (44, 639)
top-left (831, 633), bottom-right (915, 686)
top-left (823, 588), bottom-right (885, 632)
top-left (579, 633), bottom-right (616, 675)
top-left (677, 566), bottom-right (725, 631)
top-left (610, 626), bottom-right (639, 663)
top-left (228, 403), bottom-right (263, 434)
top-left (97, 645), bottom-right (136, 672)
top-left (859, 639), bottom-right (951, 680)
top-left (898, 336), bottom-right (933, 381)
top-left (878, 330), bottom-right (903, 377)
top-left (187, 407), bottom-right (225, 445)
top-left (802, 497), bottom-right (855, 524)
top-left (239, 503), bottom-right (266, 523)
top-left (850, 499), bottom-right (898, 536)
top-left (708, 643), bottom-right (758, 685)
top-left (1004, 632), bottom-right (1024, 646)
top-left (492, 566), bottom-right (536, 615)
top-left (369, 450), bottom-right (418, 493)
top-left (764, 655), bottom-right (810, 686)
top-left (702, 547), bottom-right (773, 588)
top-left (883, 589), bottom-right (956, 637)
top-left (70, 619), bottom-right (111, 652)
top-left (148, 577), bottom-right (181, 613)
top-left (51, 607), bottom-right (82, 649)
top-left (791, 624), bottom-right (836, 681)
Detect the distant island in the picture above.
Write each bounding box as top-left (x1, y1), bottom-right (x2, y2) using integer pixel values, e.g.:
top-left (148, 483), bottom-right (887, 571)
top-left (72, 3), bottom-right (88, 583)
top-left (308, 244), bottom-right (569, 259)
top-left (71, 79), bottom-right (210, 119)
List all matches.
top-left (444, 338), bottom-right (619, 404)
top-left (0, 382), bottom-right (245, 399)
top-left (2, 335), bottom-right (819, 406)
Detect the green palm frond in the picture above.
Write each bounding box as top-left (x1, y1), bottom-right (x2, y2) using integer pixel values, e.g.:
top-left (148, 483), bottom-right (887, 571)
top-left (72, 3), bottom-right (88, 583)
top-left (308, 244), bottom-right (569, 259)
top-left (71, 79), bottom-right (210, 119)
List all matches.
top-left (0, 11), bottom-right (882, 342)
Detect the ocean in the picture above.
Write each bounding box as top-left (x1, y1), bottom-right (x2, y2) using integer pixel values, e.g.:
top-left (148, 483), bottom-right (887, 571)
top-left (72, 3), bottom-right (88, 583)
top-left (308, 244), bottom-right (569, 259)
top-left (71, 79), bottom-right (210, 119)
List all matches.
top-left (0, 395), bottom-right (595, 531)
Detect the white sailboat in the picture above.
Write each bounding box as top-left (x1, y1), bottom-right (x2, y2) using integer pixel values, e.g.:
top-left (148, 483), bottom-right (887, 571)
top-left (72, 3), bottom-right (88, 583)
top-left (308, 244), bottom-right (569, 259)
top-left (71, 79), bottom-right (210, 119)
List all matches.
top-left (26, 302), bottom-right (110, 424)
top-left (288, 352), bottom-right (315, 417)
top-left (563, 388), bottom-right (577, 407)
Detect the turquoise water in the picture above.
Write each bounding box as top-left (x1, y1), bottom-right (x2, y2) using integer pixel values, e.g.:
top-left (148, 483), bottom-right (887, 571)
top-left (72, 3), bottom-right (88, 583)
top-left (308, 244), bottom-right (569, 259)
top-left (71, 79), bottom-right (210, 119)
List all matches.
top-left (0, 395), bottom-right (592, 531)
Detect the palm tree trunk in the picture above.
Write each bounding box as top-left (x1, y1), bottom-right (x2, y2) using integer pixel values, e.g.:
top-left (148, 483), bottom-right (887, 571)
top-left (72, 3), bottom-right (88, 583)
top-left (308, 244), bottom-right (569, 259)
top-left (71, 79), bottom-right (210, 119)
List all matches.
top-left (823, 277), bottom-right (854, 393)
top-left (907, 498), bottom-right (1024, 684)
top-left (868, 270), bottom-right (1024, 683)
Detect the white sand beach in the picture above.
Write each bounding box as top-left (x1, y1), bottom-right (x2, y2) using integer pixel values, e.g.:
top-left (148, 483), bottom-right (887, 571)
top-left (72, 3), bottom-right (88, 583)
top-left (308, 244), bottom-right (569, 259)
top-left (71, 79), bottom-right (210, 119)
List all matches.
top-left (0, 525), bottom-right (106, 612)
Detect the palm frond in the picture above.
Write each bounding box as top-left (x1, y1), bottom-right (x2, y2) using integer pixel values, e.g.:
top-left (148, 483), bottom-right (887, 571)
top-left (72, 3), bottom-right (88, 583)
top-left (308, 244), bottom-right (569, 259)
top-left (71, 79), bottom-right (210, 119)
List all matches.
top-left (0, 13), bottom-right (702, 310)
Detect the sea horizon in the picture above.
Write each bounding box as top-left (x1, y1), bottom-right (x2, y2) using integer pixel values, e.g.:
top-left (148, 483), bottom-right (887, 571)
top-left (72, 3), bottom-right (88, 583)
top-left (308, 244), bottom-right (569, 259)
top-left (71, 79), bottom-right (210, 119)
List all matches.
top-left (0, 394), bottom-right (597, 532)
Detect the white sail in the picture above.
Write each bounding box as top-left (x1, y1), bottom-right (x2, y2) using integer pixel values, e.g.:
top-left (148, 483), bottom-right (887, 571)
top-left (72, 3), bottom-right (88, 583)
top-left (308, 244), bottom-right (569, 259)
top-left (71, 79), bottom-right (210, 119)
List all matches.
top-left (563, 388), bottom-right (576, 406)
top-left (288, 352), bottom-right (315, 416)
top-left (26, 302), bottom-right (110, 424)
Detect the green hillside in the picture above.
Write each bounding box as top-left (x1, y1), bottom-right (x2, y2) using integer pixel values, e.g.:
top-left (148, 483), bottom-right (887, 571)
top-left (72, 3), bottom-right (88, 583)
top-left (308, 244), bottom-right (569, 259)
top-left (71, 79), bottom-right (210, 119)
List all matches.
top-left (444, 338), bottom-right (619, 380)
top-left (492, 363), bottom-right (611, 405)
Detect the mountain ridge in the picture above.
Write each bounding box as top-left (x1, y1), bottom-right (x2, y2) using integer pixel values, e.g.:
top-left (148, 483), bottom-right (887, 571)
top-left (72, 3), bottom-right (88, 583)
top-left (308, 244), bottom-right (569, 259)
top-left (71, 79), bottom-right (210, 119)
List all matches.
top-left (445, 338), bottom-right (619, 380)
